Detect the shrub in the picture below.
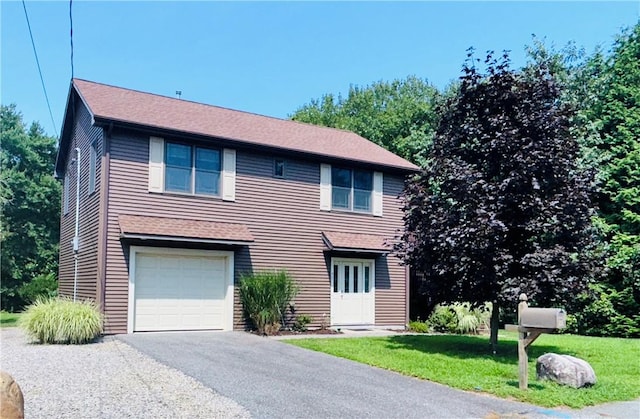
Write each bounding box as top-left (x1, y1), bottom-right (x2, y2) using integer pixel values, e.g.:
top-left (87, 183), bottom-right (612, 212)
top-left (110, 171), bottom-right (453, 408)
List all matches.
top-left (408, 320), bottom-right (429, 333)
top-left (427, 305), bottom-right (458, 333)
top-left (18, 272), bottom-right (58, 305)
top-left (238, 270), bottom-right (298, 335)
top-left (292, 314), bottom-right (312, 332)
top-left (19, 297), bottom-right (103, 344)
top-left (427, 302), bottom-right (491, 335)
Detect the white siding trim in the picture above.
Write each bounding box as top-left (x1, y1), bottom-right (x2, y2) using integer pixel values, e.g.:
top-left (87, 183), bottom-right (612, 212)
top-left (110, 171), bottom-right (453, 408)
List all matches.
top-left (372, 171), bottom-right (383, 217)
top-left (148, 137), bottom-right (164, 192)
top-left (127, 246), bottom-right (235, 333)
top-left (222, 148), bottom-right (236, 201)
top-left (320, 163), bottom-right (331, 211)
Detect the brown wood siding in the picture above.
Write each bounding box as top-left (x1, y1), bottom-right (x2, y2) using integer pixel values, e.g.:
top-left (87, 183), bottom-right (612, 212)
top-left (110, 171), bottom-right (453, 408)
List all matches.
top-left (103, 130), bottom-right (408, 334)
top-left (57, 101), bottom-right (103, 303)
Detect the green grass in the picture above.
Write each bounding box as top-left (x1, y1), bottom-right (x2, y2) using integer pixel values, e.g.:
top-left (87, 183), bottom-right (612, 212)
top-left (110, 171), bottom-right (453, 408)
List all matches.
top-left (285, 332), bottom-right (640, 408)
top-left (0, 311), bottom-right (21, 327)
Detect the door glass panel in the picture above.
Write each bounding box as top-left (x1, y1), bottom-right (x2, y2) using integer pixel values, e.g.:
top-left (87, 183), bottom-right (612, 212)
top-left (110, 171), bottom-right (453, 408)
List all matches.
top-left (364, 266), bottom-right (370, 293)
top-left (344, 265), bottom-right (350, 293)
top-left (353, 265), bottom-right (359, 293)
top-left (333, 264), bottom-right (338, 293)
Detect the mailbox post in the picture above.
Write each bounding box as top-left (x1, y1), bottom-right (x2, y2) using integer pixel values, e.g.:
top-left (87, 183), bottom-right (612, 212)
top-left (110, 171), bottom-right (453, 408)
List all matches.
top-left (517, 294), bottom-right (566, 390)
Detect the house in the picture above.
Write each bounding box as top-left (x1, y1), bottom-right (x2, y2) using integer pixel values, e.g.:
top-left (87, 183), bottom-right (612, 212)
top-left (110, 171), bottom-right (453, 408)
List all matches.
top-left (55, 79), bottom-right (419, 334)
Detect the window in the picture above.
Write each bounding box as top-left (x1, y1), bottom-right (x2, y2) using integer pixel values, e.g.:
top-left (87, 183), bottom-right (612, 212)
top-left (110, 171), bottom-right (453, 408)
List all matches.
top-left (331, 167), bottom-right (373, 212)
top-left (63, 173), bottom-right (70, 215)
top-left (274, 159), bottom-right (285, 178)
top-left (164, 142), bottom-right (221, 196)
top-left (88, 141), bottom-right (97, 194)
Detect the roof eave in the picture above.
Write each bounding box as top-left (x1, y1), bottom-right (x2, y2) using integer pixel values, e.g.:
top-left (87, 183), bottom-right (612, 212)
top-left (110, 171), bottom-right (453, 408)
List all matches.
top-left (119, 232), bottom-right (254, 246)
top-left (92, 116), bottom-right (420, 174)
top-left (54, 80), bottom-right (97, 178)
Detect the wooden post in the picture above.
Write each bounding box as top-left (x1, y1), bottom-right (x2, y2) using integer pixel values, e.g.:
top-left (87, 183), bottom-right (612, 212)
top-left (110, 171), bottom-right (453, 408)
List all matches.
top-left (518, 293), bottom-right (529, 390)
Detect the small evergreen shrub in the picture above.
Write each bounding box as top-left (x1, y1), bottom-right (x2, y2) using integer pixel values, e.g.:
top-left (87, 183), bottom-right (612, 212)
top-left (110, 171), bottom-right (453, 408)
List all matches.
top-left (19, 297), bottom-right (103, 344)
top-left (427, 305), bottom-right (458, 333)
top-left (239, 270), bottom-right (298, 335)
top-left (292, 314), bottom-right (312, 332)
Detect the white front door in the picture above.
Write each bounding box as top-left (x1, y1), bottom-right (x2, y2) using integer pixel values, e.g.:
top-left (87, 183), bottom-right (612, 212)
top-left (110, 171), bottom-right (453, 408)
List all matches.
top-left (331, 258), bottom-right (375, 325)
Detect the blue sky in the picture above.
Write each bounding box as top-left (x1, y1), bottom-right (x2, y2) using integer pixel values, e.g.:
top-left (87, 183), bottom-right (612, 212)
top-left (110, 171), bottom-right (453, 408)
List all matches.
top-left (2, 1), bottom-right (638, 137)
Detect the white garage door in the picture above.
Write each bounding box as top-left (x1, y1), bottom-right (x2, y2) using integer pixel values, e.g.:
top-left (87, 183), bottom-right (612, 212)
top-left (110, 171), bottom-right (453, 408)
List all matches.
top-left (133, 252), bottom-right (228, 332)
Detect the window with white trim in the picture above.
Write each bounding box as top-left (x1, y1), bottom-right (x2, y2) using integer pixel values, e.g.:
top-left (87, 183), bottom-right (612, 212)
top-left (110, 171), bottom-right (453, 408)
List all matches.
top-left (148, 137), bottom-right (236, 201)
top-left (165, 142), bottom-right (221, 196)
top-left (88, 141), bottom-right (97, 194)
top-left (320, 164), bottom-right (383, 216)
top-left (63, 172), bottom-right (70, 215)
top-left (331, 167), bottom-right (373, 212)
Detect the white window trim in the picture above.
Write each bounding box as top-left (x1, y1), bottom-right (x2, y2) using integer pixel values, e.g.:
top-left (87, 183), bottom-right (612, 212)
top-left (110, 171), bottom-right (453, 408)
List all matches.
top-left (127, 246), bottom-right (235, 333)
top-left (320, 163), bottom-right (383, 216)
top-left (148, 137), bottom-right (236, 201)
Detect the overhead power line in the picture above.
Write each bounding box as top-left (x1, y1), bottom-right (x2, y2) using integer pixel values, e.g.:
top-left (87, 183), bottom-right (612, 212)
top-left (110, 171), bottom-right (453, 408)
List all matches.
top-left (70, 0), bottom-right (74, 80)
top-left (21, 0), bottom-right (58, 135)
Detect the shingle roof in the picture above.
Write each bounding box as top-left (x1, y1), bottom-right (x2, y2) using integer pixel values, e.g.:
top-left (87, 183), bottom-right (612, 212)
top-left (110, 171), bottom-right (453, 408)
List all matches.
top-left (322, 231), bottom-right (390, 253)
top-left (119, 214), bottom-right (254, 244)
top-left (72, 79), bottom-right (419, 172)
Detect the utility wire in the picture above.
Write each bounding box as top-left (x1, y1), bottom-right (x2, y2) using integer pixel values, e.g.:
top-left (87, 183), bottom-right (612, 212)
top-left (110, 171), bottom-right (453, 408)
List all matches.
top-left (21, 0), bottom-right (58, 135)
top-left (70, 0), bottom-right (74, 80)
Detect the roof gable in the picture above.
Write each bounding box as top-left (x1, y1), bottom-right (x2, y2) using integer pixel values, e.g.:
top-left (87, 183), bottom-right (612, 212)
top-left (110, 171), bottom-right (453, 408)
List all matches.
top-left (70, 79), bottom-right (419, 172)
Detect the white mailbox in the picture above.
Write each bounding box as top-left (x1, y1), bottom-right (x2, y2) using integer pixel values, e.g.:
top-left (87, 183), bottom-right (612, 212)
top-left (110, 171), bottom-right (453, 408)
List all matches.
top-left (520, 307), bottom-right (566, 329)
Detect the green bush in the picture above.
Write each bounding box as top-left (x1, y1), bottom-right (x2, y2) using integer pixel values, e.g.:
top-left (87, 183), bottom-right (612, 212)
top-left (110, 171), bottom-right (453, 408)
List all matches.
top-left (427, 305), bottom-right (458, 333)
top-left (238, 270), bottom-right (298, 335)
top-left (427, 302), bottom-right (491, 335)
top-left (19, 297), bottom-right (103, 344)
top-left (18, 272), bottom-right (58, 305)
top-left (408, 320), bottom-right (429, 333)
top-left (292, 314), bottom-right (312, 332)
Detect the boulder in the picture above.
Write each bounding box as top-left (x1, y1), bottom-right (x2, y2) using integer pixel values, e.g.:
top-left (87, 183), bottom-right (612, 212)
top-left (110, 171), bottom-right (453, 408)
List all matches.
top-left (0, 371), bottom-right (24, 419)
top-left (536, 353), bottom-right (596, 388)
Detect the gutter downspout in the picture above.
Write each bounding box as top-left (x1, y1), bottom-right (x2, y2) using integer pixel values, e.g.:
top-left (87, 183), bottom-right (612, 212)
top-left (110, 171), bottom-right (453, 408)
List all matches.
top-left (73, 147), bottom-right (80, 301)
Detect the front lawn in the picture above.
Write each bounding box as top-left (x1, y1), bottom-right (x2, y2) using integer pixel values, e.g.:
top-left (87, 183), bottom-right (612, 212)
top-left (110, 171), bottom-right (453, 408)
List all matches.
top-left (0, 311), bottom-right (21, 327)
top-left (285, 332), bottom-right (640, 408)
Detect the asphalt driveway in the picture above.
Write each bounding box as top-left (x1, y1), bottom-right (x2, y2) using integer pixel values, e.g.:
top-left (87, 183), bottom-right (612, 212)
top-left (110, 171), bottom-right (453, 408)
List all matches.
top-left (118, 331), bottom-right (557, 419)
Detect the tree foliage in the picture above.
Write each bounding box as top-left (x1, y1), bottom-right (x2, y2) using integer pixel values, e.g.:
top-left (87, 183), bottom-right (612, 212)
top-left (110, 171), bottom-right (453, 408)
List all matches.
top-left (291, 76), bottom-right (441, 165)
top-left (1, 105), bottom-right (61, 311)
top-left (580, 24), bottom-right (640, 336)
top-left (395, 52), bottom-right (601, 346)
top-left (524, 25), bottom-right (640, 337)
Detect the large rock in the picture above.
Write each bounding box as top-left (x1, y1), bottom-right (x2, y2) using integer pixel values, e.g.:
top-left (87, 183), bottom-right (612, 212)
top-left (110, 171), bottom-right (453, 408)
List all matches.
top-left (536, 353), bottom-right (596, 388)
top-left (0, 371), bottom-right (24, 419)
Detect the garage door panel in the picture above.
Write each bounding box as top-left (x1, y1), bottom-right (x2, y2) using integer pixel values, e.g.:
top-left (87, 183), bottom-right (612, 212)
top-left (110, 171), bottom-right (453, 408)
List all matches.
top-left (133, 253), bottom-right (228, 332)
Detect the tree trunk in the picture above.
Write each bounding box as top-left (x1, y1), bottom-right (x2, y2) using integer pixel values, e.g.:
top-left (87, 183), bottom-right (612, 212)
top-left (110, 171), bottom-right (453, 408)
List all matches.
top-left (490, 301), bottom-right (500, 354)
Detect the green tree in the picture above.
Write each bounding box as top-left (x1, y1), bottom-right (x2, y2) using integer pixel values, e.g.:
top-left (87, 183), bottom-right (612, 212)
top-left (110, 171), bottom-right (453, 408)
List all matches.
top-left (1, 104), bottom-right (61, 310)
top-left (291, 76), bottom-right (441, 165)
top-left (395, 52), bottom-right (601, 350)
top-left (581, 24), bottom-right (640, 337)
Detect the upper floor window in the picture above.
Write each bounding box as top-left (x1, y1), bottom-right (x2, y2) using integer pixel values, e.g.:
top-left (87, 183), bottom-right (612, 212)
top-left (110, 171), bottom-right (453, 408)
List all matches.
top-left (320, 164), bottom-right (383, 216)
top-left (63, 172), bottom-right (70, 215)
top-left (331, 167), bottom-right (373, 212)
top-left (274, 159), bottom-right (285, 178)
top-left (88, 141), bottom-right (97, 195)
top-left (165, 142), bottom-right (221, 196)
top-left (148, 136), bottom-right (236, 201)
